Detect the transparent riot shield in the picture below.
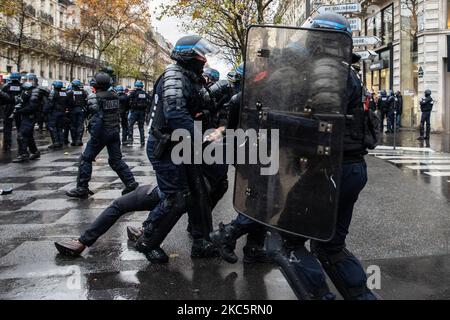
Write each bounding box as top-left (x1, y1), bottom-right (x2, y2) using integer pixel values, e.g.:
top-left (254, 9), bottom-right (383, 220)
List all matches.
top-left (233, 25), bottom-right (353, 241)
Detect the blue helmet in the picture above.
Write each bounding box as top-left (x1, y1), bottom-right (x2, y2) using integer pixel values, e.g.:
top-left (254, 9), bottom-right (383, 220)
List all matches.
top-left (10, 72), bottom-right (21, 81)
top-left (71, 79), bottom-right (82, 87)
top-left (302, 13), bottom-right (352, 35)
top-left (4, 76), bottom-right (11, 83)
top-left (53, 80), bottom-right (64, 89)
top-left (22, 82), bottom-right (33, 90)
top-left (115, 85), bottom-right (124, 92)
top-left (134, 81), bottom-right (144, 88)
top-left (26, 73), bottom-right (38, 83)
top-left (171, 35), bottom-right (217, 63)
top-left (203, 68), bottom-right (220, 82)
top-left (235, 63), bottom-right (244, 77)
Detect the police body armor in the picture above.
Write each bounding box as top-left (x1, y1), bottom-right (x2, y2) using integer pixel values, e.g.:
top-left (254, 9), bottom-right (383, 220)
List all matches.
top-left (87, 91), bottom-right (120, 136)
top-left (1, 82), bottom-right (22, 118)
top-left (131, 89), bottom-right (148, 110)
top-left (233, 25), bottom-right (353, 240)
top-left (150, 64), bottom-right (205, 135)
top-left (378, 95), bottom-right (389, 112)
top-left (70, 88), bottom-right (87, 113)
top-left (52, 89), bottom-right (70, 113)
top-left (420, 96), bottom-right (434, 112)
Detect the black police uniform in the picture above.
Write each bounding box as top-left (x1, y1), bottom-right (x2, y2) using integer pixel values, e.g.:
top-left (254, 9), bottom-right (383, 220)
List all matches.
top-left (47, 88), bottom-right (70, 147)
top-left (128, 89), bottom-right (150, 146)
top-left (67, 86), bottom-right (88, 146)
top-left (67, 78), bottom-right (138, 198)
top-left (14, 86), bottom-right (47, 161)
top-left (419, 92), bottom-right (434, 140)
top-left (1, 81), bottom-right (22, 150)
top-left (118, 91), bottom-right (130, 143)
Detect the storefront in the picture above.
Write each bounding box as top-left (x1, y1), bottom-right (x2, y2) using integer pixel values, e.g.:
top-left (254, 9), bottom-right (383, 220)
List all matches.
top-left (363, 3), bottom-right (394, 94)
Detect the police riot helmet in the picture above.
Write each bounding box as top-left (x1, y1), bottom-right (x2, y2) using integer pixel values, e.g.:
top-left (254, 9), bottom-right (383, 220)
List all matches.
top-left (425, 89), bottom-right (431, 97)
top-left (91, 72), bottom-right (112, 90)
top-left (171, 35), bottom-right (218, 64)
top-left (235, 63), bottom-right (244, 77)
top-left (302, 13), bottom-right (352, 35)
top-left (53, 80), bottom-right (64, 89)
top-left (115, 85), bottom-right (124, 93)
top-left (71, 79), bottom-right (82, 88)
top-left (203, 68), bottom-right (220, 82)
top-left (380, 90), bottom-right (387, 97)
top-left (26, 73), bottom-right (39, 86)
top-left (134, 81), bottom-right (144, 89)
top-left (10, 72), bottom-right (21, 82)
top-left (227, 71), bottom-right (238, 83)
top-left (4, 76), bottom-right (11, 83)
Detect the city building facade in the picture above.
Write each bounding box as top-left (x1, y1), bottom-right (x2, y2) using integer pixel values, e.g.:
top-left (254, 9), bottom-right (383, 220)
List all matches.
top-left (278, 0), bottom-right (450, 133)
top-left (0, 0), bottom-right (172, 89)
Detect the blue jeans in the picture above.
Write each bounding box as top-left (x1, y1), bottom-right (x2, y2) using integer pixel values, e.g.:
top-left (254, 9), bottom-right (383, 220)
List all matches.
top-left (78, 130), bottom-right (135, 189)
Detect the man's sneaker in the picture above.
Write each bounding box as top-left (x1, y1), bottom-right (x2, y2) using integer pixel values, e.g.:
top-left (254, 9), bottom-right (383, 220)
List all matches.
top-left (66, 187), bottom-right (91, 199)
top-left (122, 182), bottom-right (139, 195)
top-left (54, 239), bottom-right (86, 257)
top-left (29, 151), bottom-right (41, 160)
top-left (127, 226), bottom-right (143, 242)
top-left (417, 136), bottom-right (425, 140)
top-left (191, 239), bottom-right (220, 258)
top-left (12, 155), bottom-right (29, 163)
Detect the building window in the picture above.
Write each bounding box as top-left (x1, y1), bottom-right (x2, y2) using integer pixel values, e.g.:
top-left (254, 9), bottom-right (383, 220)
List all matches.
top-left (448, 0), bottom-right (450, 28)
top-left (365, 4), bottom-right (394, 46)
top-left (401, 0), bottom-right (419, 127)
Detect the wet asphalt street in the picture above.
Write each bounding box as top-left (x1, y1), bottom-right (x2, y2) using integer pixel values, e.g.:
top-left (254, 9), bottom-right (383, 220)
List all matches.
top-left (0, 128), bottom-right (450, 300)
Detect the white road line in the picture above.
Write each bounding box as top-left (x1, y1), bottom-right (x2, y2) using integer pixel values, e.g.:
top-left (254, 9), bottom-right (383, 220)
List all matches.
top-left (375, 146), bottom-right (435, 153)
top-left (389, 160), bottom-right (450, 164)
top-left (407, 165), bottom-right (450, 170)
top-left (425, 172), bottom-right (450, 177)
top-left (376, 156), bottom-right (450, 160)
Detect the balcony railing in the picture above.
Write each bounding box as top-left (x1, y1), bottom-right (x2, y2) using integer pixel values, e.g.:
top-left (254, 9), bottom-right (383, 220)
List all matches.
top-left (24, 4), bottom-right (36, 17)
top-left (39, 10), bottom-right (54, 25)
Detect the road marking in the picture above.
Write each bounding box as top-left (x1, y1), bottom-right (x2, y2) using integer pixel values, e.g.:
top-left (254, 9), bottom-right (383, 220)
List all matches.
top-left (375, 146), bottom-right (435, 153)
top-left (390, 160), bottom-right (450, 164)
top-left (407, 165), bottom-right (450, 171)
top-left (425, 172), bottom-right (450, 177)
top-left (376, 156), bottom-right (450, 160)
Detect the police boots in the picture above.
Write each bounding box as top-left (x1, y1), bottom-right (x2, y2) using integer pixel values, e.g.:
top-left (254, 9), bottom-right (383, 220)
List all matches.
top-left (209, 222), bottom-right (247, 264)
top-left (122, 182), bottom-right (139, 196)
top-left (191, 239), bottom-right (219, 259)
top-left (12, 154), bottom-right (29, 163)
top-left (66, 186), bottom-right (92, 199)
top-left (29, 151), bottom-right (41, 160)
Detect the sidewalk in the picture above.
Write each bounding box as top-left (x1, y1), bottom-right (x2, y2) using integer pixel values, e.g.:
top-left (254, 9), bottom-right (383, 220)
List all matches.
top-left (380, 129), bottom-right (450, 153)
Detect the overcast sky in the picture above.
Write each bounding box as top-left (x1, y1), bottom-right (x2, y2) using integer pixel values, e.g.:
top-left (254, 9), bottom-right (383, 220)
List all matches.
top-left (148, 0), bottom-right (232, 79)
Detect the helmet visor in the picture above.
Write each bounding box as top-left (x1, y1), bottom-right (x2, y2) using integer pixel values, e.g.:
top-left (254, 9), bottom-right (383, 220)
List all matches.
top-left (191, 38), bottom-right (219, 61)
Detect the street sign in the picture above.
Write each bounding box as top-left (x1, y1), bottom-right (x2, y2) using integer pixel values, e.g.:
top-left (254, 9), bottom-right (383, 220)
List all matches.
top-left (418, 66), bottom-right (424, 78)
top-left (353, 36), bottom-right (382, 46)
top-left (348, 18), bottom-right (362, 31)
top-left (370, 60), bottom-right (384, 71)
top-left (355, 50), bottom-right (377, 60)
top-left (317, 3), bottom-right (362, 14)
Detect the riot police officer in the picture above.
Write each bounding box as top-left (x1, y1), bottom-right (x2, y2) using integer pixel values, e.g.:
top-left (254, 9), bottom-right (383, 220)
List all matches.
top-left (386, 90), bottom-right (396, 133)
top-left (67, 79), bottom-right (88, 146)
top-left (12, 80), bottom-right (47, 163)
top-left (131, 35), bottom-right (218, 263)
top-left (203, 68), bottom-right (220, 86)
top-left (127, 81), bottom-right (150, 147)
top-left (377, 90), bottom-right (389, 133)
top-left (115, 85), bottom-right (130, 145)
top-left (276, 13), bottom-right (377, 300)
top-left (66, 72), bottom-right (138, 199)
top-left (46, 81), bottom-right (69, 149)
top-left (1, 72), bottom-right (22, 151)
top-left (418, 89), bottom-right (434, 140)
top-left (395, 91), bottom-right (403, 129)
